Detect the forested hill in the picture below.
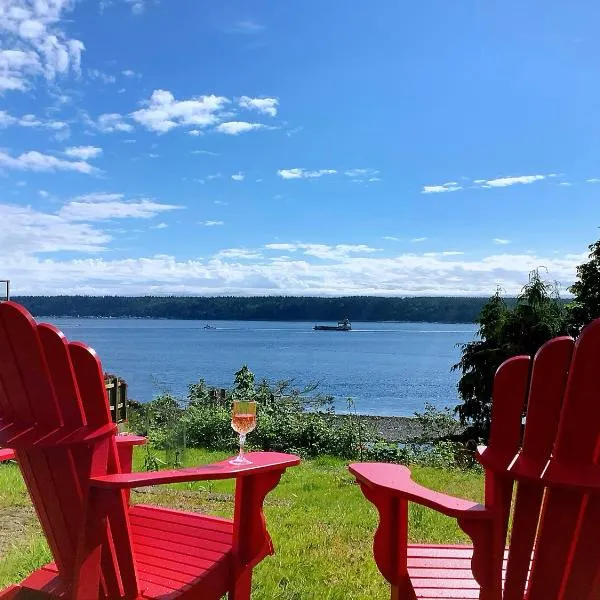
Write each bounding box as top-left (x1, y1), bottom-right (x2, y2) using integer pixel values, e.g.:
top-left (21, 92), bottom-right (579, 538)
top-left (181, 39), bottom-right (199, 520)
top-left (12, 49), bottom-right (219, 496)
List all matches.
top-left (11, 295), bottom-right (516, 323)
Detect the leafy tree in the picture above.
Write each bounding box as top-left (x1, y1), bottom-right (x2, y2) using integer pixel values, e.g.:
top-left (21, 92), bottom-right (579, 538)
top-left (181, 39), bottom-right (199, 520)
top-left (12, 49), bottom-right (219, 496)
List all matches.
top-left (453, 270), bottom-right (568, 440)
top-left (233, 364), bottom-right (255, 400)
top-left (568, 239), bottom-right (600, 334)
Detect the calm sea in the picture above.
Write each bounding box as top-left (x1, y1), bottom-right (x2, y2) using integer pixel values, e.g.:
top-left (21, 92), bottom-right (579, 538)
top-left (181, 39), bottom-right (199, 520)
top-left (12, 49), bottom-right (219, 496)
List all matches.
top-left (43, 319), bottom-right (477, 417)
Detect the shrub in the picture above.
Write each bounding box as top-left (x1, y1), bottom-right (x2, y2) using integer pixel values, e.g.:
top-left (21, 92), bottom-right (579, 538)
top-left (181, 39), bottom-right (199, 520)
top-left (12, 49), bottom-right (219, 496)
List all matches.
top-left (129, 368), bottom-right (481, 470)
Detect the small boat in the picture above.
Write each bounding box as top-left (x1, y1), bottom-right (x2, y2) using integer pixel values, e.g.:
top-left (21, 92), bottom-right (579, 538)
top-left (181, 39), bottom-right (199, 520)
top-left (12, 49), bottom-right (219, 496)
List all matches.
top-left (314, 318), bottom-right (352, 331)
top-left (203, 324), bottom-right (216, 330)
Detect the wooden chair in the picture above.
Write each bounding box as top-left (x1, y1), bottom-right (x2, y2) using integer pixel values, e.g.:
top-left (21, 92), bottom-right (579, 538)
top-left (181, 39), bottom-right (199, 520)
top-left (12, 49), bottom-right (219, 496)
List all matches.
top-left (350, 318), bottom-right (600, 599)
top-left (0, 301), bottom-right (299, 599)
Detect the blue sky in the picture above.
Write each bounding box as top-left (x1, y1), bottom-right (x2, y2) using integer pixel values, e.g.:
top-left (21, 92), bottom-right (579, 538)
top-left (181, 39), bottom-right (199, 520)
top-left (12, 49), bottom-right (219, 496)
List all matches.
top-left (1, 0), bottom-right (599, 295)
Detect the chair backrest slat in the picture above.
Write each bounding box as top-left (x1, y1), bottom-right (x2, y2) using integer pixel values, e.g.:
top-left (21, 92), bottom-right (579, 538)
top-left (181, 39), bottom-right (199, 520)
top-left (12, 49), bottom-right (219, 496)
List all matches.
top-left (38, 324), bottom-right (87, 429)
top-left (0, 302), bottom-right (135, 596)
top-left (487, 356), bottom-right (531, 461)
top-left (526, 321), bottom-right (600, 600)
top-left (0, 303), bottom-right (76, 570)
top-left (69, 342), bottom-right (114, 429)
top-left (0, 304), bottom-right (62, 428)
top-left (502, 336), bottom-right (574, 600)
top-left (482, 356), bottom-right (530, 599)
top-left (479, 320), bottom-right (600, 600)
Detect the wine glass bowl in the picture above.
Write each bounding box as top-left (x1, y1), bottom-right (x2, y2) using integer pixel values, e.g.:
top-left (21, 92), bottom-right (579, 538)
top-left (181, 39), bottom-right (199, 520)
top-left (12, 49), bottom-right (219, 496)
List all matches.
top-left (230, 399), bottom-right (257, 465)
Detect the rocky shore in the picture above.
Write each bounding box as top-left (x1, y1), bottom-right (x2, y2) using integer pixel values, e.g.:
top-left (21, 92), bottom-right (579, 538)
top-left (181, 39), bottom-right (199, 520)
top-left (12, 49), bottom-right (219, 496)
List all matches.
top-left (335, 414), bottom-right (422, 442)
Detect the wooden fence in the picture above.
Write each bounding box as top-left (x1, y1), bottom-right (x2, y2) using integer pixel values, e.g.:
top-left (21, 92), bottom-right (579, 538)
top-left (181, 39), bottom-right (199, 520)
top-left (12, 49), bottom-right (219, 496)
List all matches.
top-left (104, 376), bottom-right (128, 424)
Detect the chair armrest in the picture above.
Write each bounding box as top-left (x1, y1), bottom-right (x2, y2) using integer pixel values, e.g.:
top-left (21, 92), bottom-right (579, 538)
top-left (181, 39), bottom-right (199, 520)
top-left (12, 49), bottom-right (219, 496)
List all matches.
top-left (349, 462), bottom-right (489, 520)
top-left (114, 434), bottom-right (146, 474)
top-left (0, 448), bottom-right (15, 462)
top-left (115, 434), bottom-right (146, 448)
top-left (91, 451), bottom-right (300, 489)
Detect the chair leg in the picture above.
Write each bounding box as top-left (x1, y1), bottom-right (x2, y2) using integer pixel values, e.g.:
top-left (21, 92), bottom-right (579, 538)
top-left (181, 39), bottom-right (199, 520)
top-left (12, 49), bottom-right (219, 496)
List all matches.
top-left (229, 570), bottom-right (252, 600)
top-left (391, 578), bottom-right (417, 600)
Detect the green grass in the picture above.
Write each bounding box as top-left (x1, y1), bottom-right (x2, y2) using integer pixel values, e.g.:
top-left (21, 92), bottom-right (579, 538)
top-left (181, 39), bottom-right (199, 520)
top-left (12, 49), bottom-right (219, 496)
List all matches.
top-left (0, 450), bottom-right (484, 599)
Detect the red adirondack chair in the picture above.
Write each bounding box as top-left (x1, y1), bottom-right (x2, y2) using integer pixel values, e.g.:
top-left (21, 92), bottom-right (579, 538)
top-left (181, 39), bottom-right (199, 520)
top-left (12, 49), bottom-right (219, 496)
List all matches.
top-left (0, 301), bottom-right (299, 599)
top-left (350, 319), bottom-right (600, 599)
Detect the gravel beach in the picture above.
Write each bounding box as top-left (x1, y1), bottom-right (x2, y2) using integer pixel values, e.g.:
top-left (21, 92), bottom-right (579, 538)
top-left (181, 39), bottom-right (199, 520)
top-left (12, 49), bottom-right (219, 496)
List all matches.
top-left (335, 414), bottom-right (422, 442)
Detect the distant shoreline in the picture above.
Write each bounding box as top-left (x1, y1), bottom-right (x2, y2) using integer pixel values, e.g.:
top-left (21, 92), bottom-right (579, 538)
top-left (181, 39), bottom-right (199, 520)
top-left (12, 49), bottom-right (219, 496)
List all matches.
top-left (12, 295), bottom-right (513, 324)
top-left (39, 315), bottom-right (478, 325)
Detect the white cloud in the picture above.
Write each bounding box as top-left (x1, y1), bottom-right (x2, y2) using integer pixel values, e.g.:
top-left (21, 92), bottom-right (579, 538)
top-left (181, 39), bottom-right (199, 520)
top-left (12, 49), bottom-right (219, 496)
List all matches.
top-left (226, 19), bottom-right (265, 34)
top-left (65, 146), bottom-right (103, 160)
top-left (344, 168), bottom-right (379, 178)
top-left (191, 150), bottom-right (218, 156)
top-left (411, 237), bottom-right (428, 243)
top-left (264, 243), bottom-right (297, 251)
top-left (59, 193), bottom-right (182, 221)
top-left (480, 175), bottom-right (545, 188)
top-left (91, 113), bottom-right (134, 133)
top-left (424, 251), bottom-right (465, 257)
top-left (216, 248), bottom-right (263, 260)
top-left (122, 69), bottom-right (139, 77)
top-left (238, 96), bottom-right (278, 117)
top-left (0, 203), bottom-right (110, 255)
top-left (383, 236), bottom-right (399, 241)
top-left (423, 174), bottom-right (552, 194)
top-left (0, 150), bottom-right (96, 174)
top-left (558, 182), bottom-right (572, 187)
top-left (1, 242), bottom-right (586, 296)
top-left (189, 129), bottom-right (203, 136)
top-left (422, 182), bottom-right (462, 194)
top-left (0, 110), bottom-right (68, 133)
top-left (38, 190), bottom-right (49, 198)
top-left (0, 110), bottom-right (16, 127)
top-left (493, 238), bottom-right (511, 245)
top-left (216, 121), bottom-right (265, 135)
top-left (587, 178), bottom-right (600, 184)
top-left (0, 3), bottom-right (84, 93)
top-left (207, 173), bottom-right (222, 180)
top-left (277, 168), bottom-right (337, 180)
top-left (368, 177), bottom-right (382, 182)
top-left (231, 172), bottom-right (245, 182)
top-left (264, 243), bottom-right (380, 260)
top-left (127, 0), bottom-right (147, 14)
top-left (88, 68), bottom-right (116, 84)
top-left (132, 89), bottom-right (230, 133)
top-left (152, 222), bottom-right (168, 229)
top-left (200, 220), bottom-right (224, 226)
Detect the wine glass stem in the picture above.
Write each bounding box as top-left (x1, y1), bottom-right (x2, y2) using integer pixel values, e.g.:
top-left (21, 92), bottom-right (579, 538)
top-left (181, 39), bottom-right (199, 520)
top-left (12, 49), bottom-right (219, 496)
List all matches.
top-left (238, 433), bottom-right (246, 461)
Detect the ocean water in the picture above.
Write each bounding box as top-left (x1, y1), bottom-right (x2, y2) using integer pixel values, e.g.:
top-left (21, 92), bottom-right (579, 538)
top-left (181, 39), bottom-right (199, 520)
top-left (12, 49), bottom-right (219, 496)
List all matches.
top-left (44, 319), bottom-right (477, 417)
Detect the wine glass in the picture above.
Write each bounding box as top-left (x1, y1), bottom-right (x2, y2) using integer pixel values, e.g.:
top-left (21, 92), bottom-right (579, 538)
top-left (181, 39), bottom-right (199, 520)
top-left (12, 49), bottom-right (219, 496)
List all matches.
top-left (230, 399), bottom-right (257, 465)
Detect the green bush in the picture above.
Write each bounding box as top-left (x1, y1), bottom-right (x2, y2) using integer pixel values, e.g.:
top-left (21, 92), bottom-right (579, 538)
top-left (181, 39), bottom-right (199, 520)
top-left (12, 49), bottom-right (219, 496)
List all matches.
top-left (128, 367), bottom-right (481, 470)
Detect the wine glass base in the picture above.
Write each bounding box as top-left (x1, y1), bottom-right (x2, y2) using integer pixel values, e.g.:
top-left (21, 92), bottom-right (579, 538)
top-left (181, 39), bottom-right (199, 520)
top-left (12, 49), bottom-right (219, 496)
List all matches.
top-left (229, 456), bottom-right (252, 465)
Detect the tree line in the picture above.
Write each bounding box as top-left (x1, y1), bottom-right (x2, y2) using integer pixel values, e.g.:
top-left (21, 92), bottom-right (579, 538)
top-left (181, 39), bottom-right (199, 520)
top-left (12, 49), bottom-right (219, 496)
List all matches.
top-left (11, 295), bottom-right (523, 323)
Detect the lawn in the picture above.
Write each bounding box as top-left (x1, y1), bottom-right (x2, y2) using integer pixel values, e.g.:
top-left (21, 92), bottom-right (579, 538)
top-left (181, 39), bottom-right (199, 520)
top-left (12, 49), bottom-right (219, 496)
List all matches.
top-left (0, 449), bottom-right (484, 599)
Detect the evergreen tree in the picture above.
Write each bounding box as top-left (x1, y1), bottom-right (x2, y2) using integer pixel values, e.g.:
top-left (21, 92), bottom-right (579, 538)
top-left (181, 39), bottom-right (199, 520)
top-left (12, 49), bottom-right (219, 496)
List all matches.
top-left (568, 239), bottom-right (600, 334)
top-left (453, 270), bottom-right (568, 440)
